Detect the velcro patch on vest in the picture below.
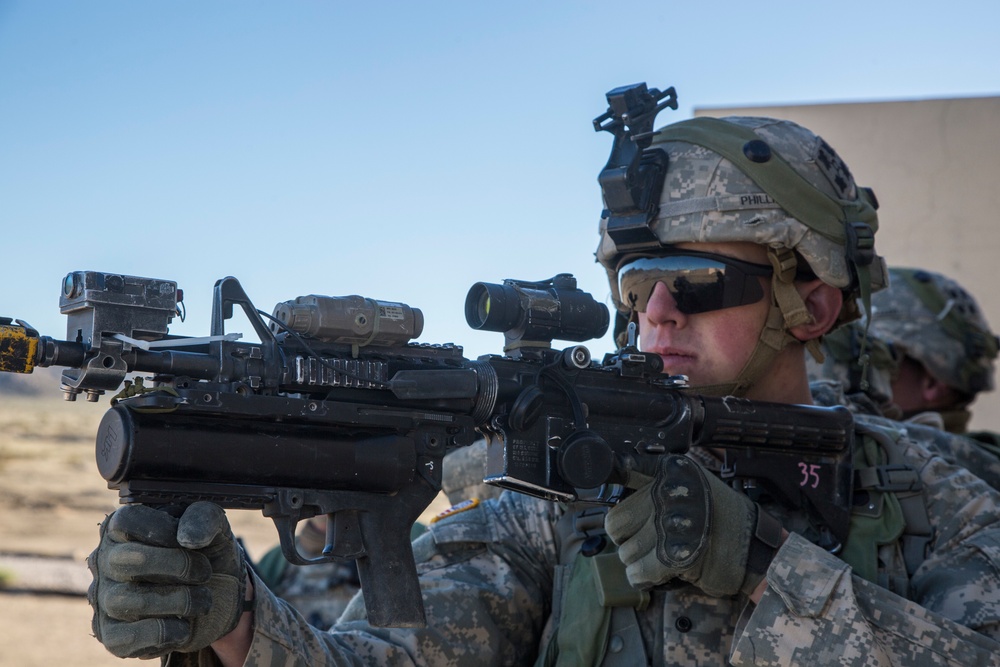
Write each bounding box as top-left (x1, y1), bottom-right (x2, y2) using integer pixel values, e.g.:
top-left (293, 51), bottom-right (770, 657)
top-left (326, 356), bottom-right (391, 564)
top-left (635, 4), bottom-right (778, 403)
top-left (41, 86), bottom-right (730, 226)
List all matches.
top-left (430, 498), bottom-right (480, 524)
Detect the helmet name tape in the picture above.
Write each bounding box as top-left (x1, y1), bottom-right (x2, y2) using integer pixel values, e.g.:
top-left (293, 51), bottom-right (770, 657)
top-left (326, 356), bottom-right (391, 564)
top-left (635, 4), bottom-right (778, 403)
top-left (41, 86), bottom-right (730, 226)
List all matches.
top-left (655, 193), bottom-right (782, 218)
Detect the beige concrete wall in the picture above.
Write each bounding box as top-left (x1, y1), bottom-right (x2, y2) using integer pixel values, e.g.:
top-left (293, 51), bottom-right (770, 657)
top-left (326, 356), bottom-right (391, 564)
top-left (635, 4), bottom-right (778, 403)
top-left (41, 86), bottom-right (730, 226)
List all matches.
top-left (695, 98), bottom-right (1000, 432)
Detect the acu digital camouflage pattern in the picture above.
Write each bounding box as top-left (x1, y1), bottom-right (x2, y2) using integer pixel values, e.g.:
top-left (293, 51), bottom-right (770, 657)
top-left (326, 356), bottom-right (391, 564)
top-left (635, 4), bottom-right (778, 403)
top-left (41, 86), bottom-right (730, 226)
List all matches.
top-left (870, 267), bottom-right (998, 397)
top-left (255, 555), bottom-right (360, 631)
top-left (596, 116), bottom-right (889, 318)
top-left (168, 418), bottom-right (1000, 666)
top-left (439, 439), bottom-right (504, 505)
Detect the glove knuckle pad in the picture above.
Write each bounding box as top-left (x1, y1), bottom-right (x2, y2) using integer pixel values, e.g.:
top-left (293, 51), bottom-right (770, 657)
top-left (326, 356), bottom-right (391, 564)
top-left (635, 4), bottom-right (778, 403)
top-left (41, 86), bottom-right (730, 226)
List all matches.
top-left (111, 543), bottom-right (212, 583)
top-left (653, 455), bottom-right (710, 568)
top-left (100, 581), bottom-right (211, 620)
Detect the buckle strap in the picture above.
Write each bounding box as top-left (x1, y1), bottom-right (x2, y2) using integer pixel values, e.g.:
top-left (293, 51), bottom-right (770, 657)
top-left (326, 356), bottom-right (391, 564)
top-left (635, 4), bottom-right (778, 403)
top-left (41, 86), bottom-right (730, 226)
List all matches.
top-left (746, 508), bottom-right (784, 575)
top-left (845, 221), bottom-right (876, 267)
top-left (770, 247), bottom-right (799, 284)
top-left (573, 507), bottom-right (609, 538)
top-left (766, 247), bottom-right (813, 329)
top-left (855, 464), bottom-right (923, 493)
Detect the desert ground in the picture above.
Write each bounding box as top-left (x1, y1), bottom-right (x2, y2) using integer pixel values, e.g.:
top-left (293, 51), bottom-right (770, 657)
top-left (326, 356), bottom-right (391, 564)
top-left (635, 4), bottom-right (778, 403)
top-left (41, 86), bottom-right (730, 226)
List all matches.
top-left (0, 369), bottom-right (450, 666)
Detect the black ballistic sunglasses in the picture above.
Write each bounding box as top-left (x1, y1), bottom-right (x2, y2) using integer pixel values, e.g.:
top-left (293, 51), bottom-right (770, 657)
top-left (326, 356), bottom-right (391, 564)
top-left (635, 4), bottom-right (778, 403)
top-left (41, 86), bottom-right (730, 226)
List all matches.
top-left (618, 250), bottom-right (774, 315)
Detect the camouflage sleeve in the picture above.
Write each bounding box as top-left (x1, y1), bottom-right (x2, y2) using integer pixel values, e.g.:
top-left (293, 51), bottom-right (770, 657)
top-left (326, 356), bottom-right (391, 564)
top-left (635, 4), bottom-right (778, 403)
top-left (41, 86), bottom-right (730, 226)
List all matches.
top-left (730, 533), bottom-right (1000, 666)
top-left (904, 421), bottom-right (1000, 491)
top-left (236, 491), bottom-right (559, 666)
top-left (906, 451), bottom-right (1000, 640)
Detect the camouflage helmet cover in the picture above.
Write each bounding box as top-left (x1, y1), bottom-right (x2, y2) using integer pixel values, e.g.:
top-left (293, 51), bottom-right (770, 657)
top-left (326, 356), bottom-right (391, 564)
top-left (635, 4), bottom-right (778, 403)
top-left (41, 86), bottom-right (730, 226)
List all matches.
top-left (597, 116), bottom-right (889, 321)
top-left (869, 267), bottom-right (998, 396)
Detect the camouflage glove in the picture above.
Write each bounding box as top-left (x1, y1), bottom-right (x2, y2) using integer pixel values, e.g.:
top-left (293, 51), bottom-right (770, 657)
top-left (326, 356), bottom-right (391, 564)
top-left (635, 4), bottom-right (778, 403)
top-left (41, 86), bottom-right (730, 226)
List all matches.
top-left (87, 502), bottom-right (247, 659)
top-left (605, 455), bottom-right (780, 597)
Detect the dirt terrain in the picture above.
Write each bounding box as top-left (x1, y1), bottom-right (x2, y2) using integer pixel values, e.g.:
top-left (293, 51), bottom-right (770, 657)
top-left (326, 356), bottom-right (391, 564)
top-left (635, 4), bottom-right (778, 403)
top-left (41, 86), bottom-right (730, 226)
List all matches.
top-left (0, 369), bottom-right (449, 665)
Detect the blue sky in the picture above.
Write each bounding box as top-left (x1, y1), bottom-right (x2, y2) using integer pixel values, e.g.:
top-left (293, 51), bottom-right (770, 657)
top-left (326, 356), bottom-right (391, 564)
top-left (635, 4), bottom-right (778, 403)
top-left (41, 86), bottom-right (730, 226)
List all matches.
top-left (2, 1), bottom-right (998, 361)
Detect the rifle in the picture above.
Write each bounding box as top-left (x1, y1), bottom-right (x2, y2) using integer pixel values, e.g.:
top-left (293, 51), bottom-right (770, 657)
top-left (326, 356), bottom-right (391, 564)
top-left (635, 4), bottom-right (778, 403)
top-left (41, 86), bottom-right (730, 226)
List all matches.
top-left (0, 270), bottom-right (854, 627)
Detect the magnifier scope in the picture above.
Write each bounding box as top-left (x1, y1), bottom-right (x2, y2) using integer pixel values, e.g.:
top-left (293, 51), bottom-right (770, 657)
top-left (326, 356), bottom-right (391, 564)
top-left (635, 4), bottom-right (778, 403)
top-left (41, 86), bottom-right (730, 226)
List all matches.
top-left (464, 274), bottom-right (609, 349)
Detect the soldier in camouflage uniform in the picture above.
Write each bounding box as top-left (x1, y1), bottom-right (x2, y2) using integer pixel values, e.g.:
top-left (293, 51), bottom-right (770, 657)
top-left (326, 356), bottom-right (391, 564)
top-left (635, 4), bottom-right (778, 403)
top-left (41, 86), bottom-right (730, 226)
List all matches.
top-left (807, 269), bottom-right (1000, 487)
top-left (87, 104), bottom-right (1000, 666)
top-left (869, 267), bottom-right (1000, 448)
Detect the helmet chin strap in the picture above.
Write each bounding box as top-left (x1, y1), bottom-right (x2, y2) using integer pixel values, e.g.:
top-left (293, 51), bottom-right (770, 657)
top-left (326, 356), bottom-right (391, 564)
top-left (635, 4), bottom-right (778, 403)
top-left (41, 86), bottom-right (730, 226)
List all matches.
top-left (689, 247), bottom-right (822, 398)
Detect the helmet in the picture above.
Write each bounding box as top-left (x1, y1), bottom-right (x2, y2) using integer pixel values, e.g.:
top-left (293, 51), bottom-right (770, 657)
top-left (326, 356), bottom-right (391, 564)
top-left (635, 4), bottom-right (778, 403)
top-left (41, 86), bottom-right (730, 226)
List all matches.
top-left (597, 116), bottom-right (888, 310)
top-left (869, 267), bottom-right (998, 397)
top-left (597, 116), bottom-right (888, 321)
top-left (595, 114), bottom-right (888, 396)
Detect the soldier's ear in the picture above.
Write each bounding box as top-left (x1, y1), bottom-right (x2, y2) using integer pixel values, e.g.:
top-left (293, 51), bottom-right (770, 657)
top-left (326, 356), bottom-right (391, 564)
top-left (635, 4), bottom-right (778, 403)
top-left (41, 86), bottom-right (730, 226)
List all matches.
top-left (921, 373), bottom-right (964, 408)
top-left (789, 280), bottom-right (843, 342)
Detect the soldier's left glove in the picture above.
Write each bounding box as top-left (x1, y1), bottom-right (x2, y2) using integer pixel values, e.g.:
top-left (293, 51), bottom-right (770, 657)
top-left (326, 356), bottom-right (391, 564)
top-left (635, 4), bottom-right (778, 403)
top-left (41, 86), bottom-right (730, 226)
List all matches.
top-left (87, 502), bottom-right (247, 659)
top-left (605, 455), bottom-right (781, 597)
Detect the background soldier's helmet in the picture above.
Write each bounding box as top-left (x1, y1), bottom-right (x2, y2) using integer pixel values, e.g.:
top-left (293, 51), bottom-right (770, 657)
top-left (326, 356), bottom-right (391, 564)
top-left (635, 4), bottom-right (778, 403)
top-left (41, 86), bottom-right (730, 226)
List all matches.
top-left (596, 116), bottom-right (889, 326)
top-left (869, 267), bottom-right (999, 397)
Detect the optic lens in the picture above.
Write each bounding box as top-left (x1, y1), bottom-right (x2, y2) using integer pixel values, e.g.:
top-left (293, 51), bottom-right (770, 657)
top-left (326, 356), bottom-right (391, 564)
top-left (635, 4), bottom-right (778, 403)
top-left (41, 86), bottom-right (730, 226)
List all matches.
top-left (479, 292), bottom-right (491, 321)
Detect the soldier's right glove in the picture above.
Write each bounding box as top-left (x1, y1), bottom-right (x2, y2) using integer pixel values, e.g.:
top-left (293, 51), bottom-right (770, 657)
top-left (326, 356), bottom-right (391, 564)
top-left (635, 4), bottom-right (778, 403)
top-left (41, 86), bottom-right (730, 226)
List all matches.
top-left (605, 455), bottom-right (781, 597)
top-left (87, 501), bottom-right (247, 659)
